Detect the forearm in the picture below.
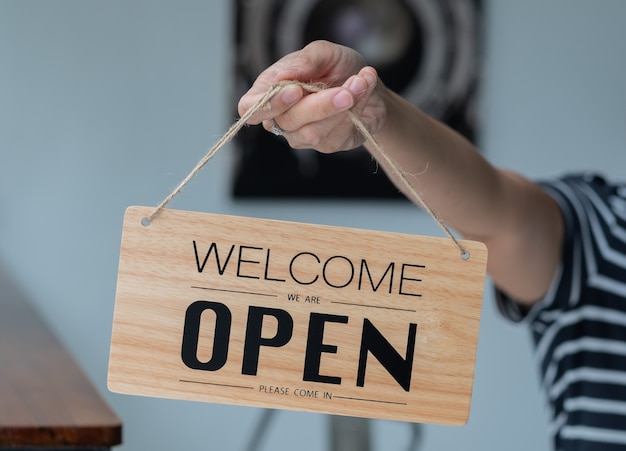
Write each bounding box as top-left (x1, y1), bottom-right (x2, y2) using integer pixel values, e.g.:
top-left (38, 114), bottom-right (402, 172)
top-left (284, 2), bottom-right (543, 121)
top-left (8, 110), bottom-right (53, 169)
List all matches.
top-left (368, 86), bottom-right (564, 304)
top-left (367, 87), bottom-right (505, 240)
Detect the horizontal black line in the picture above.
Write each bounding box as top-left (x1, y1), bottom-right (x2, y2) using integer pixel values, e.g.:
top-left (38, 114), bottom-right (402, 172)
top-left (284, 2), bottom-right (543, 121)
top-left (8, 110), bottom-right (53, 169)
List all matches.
top-left (191, 286), bottom-right (278, 298)
top-left (179, 379), bottom-right (254, 390)
top-left (330, 301), bottom-right (416, 313)
top-left (333, 395), bottom-right (407, 406)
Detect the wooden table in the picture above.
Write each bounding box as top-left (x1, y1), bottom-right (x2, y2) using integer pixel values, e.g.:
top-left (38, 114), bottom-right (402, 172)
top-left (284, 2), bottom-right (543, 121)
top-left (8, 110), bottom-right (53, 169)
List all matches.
top-left (0, 265), bottom-right (122, 450)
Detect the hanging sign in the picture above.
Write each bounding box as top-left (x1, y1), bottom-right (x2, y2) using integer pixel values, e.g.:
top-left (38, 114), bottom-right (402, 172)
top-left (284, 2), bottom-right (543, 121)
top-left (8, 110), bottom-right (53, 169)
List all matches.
top-left (108, 206), bottom-right (487, 425)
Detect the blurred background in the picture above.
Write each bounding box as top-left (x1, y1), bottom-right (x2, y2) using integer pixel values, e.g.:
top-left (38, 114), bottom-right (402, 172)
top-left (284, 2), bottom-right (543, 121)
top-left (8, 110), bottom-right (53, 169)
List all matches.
top-left (1, 0), bottom-right (625, 450)
top-left (232, 0), bottom-right (480, 199)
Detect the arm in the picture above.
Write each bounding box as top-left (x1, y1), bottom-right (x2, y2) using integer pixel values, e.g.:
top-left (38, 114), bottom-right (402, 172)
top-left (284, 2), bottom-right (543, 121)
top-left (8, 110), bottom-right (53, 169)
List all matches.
top-left (238, 40), bottom-right (564, 306)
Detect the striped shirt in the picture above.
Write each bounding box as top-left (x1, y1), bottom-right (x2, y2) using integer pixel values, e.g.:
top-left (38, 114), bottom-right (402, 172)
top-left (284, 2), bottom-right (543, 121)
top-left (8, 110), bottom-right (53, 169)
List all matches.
top-left (496, 173), bottom-right (626, 450)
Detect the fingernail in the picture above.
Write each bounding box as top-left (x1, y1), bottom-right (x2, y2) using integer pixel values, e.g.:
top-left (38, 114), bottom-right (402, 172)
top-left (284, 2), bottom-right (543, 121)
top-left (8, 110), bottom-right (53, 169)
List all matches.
top-left (333, 91), bottom-right (353, 110)
top-left (281, 85), bottom-right (301, 104)
top-left (348, 76), bottom-right (367, 94)
top-left (362, 70), bottom-right (376, 87)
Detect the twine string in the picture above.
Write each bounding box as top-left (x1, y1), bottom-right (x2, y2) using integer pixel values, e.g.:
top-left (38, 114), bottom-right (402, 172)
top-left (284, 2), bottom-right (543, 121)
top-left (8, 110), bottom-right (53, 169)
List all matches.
top-left (146, 80), bottom-right (468, 259)
top-left (145, 82), bottom-right (295, 223)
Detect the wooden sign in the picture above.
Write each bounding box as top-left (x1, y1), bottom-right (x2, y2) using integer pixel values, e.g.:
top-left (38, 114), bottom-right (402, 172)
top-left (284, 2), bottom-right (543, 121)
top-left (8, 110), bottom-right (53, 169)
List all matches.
top-left (108, 206), bottom-right (487, 425)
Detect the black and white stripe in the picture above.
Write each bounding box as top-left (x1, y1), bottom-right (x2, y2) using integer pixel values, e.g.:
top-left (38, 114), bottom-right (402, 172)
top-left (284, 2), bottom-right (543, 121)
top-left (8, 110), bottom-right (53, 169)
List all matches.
top-left (498, 174), bottom-right (626, 450)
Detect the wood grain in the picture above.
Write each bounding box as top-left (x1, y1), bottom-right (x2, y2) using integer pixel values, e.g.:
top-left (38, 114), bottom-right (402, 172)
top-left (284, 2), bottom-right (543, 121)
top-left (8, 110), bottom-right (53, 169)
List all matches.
top-left (109, 206), bottom-right (487, 425)
top-left (0, 264), bottom-right (122, 448)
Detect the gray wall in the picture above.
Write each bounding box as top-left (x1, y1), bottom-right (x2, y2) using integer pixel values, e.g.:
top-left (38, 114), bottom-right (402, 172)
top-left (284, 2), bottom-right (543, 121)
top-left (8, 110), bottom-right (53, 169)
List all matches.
top-left (1, 1), bottom-right (625, 450)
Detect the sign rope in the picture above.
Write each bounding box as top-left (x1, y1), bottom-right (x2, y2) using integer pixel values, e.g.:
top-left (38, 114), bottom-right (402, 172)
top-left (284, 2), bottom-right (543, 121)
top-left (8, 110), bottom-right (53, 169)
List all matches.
top-left (146, 81), bottom-right (468, 259)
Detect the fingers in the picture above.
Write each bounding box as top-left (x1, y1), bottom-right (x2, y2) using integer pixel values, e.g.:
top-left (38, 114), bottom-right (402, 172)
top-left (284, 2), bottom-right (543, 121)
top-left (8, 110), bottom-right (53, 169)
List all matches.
top-left (272, 41), bottom-right (366, 87)
top-left (262, 68), bottom-right (379, 152)
top-left (239, 83), bottom-right (304, 126)
top-left (343, 67), bottom-right (378, 105)
top-left (273, 71), bottom-right (372, 129)
top-left (268, 85), bottom-right (355, 132)
top-left (238, 40), bottom-right (366, 124)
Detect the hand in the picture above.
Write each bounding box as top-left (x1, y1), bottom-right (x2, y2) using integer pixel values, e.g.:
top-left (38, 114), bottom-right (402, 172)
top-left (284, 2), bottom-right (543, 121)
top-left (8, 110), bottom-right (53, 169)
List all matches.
top-left (237, 40), bottom-right (387, 153)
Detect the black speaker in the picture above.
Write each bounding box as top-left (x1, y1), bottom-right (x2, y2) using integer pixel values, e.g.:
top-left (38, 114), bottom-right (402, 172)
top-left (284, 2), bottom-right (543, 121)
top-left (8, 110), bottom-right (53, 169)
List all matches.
top-left (233, 0), bottom-right (481, 199)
